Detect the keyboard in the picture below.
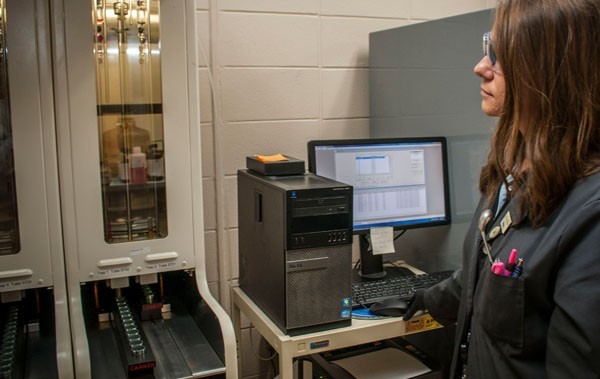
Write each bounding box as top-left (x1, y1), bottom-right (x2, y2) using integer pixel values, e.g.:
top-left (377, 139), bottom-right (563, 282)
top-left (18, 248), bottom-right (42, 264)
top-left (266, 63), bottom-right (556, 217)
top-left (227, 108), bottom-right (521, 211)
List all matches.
top-left (351, 270), bottom-right (454, 308)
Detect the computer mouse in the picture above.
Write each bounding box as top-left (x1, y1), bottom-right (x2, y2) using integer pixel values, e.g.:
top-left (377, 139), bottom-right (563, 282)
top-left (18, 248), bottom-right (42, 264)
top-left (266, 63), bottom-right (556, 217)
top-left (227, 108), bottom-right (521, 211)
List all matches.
top-left (369, 298), bottom-right (409, 317)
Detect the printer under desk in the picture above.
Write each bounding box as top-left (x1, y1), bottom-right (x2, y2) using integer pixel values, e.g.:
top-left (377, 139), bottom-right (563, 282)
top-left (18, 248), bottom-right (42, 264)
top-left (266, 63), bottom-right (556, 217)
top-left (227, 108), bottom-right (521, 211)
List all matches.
top-left (304, 337), bottom-right (442, 379)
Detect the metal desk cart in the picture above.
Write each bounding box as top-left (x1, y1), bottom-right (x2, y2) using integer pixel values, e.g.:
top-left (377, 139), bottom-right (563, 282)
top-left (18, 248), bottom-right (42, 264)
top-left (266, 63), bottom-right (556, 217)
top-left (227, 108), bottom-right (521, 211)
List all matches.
top-left (232, 282), bottom-right (441, 379)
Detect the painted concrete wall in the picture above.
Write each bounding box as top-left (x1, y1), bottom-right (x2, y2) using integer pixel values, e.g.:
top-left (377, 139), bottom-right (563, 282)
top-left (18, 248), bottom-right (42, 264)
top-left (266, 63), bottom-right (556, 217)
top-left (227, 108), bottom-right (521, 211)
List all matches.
top-left (194, 1), bottom-right (495, 377)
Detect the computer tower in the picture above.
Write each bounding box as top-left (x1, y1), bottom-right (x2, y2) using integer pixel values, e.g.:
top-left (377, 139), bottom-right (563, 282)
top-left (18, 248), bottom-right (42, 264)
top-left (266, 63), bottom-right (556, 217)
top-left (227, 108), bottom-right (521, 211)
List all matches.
top-left (238, 169), bottom-right (353, 335)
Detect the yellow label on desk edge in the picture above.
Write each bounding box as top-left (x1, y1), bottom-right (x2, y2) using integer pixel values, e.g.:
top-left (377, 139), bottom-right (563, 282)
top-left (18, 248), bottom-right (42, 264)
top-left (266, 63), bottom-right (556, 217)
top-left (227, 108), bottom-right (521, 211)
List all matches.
top-left (405, 315), bottom-right (441, 333)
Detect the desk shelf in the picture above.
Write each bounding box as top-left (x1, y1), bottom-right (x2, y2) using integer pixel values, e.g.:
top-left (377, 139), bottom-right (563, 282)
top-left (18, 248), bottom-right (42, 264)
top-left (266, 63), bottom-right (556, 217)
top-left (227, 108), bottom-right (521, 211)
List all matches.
top-left (232, 284), bottom-right (441, 379)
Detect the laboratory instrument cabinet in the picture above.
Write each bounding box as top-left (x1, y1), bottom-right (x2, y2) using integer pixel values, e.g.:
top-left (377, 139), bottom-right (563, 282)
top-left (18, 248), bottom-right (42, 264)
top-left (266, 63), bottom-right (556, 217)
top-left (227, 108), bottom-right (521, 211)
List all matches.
top-left (51, 0), bottom-right (236, 377)
top-left (0, 0), bottom-right (72, 377)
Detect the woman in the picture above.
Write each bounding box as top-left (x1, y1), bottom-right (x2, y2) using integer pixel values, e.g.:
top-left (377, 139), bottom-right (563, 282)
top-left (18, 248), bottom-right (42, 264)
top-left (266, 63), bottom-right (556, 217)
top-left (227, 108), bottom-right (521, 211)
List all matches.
top-left (403, 0), bottom-right (600, 378)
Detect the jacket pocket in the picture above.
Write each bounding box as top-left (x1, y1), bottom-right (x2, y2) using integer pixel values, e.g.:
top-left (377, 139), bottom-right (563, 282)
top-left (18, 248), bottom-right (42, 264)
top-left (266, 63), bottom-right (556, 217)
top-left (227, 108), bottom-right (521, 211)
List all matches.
top-left (473, 270), bottom-right (524, 347)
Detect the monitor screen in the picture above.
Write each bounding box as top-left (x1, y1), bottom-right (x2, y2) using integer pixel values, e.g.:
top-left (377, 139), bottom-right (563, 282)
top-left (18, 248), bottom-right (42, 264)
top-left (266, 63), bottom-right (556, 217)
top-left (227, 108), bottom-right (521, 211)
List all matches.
top-left (308, 137), bottom-right (451, 234)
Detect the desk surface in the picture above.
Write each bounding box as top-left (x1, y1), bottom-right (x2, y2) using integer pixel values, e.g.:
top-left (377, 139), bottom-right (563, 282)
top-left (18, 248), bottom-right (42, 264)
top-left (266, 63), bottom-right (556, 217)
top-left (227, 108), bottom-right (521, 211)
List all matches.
top-left (232, 263), bottom-right (441, 379)
top-left (233, 287), bottom-right (439, 353)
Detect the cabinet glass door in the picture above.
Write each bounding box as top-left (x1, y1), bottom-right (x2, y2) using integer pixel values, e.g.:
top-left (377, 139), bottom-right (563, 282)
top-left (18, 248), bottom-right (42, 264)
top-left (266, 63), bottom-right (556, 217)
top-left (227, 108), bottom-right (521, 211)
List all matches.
top-left (0, 0), bottom-right (20, 255)
top-left (93, 0), bottom-right (167, 243)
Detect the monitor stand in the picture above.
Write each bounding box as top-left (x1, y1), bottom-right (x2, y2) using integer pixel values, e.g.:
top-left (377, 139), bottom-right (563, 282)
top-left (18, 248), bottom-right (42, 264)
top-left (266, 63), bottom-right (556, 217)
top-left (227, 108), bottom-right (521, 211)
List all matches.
top-left (358, 234), bottom-right (387, 279)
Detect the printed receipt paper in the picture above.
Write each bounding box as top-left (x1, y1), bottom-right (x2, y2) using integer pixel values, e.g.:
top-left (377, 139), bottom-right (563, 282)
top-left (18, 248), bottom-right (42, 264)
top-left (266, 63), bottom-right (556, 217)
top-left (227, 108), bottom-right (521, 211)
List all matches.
top-left (370, 227), bottom-right (395, 255)
top-left (331, 347), bottom-right (431, 379)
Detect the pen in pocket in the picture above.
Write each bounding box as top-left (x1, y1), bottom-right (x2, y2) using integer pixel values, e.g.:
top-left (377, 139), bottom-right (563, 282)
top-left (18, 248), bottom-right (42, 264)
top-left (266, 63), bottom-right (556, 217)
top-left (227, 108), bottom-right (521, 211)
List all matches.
top-left (491, 248), bottom-right (523, 277)
top-left (506, 248), bottom-right (517, 272)
top-left (511, 258), bottom-right (524, 278)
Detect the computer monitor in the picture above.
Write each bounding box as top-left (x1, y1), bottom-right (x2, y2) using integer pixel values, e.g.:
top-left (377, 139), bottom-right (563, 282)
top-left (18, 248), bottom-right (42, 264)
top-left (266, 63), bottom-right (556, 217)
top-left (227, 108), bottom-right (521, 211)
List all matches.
top-left (307, 137), bottom-right (451, 278)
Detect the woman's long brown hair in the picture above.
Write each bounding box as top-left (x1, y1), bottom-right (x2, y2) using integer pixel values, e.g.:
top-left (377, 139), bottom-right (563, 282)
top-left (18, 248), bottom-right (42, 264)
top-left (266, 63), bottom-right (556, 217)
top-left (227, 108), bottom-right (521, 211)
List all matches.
top-left (480, 0), bottom-right (600, 226)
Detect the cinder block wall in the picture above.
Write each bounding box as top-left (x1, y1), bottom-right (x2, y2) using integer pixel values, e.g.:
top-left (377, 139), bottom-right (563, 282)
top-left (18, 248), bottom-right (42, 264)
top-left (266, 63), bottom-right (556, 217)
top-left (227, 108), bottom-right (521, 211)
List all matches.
top-left (195, 1), bottom-right (495, 377)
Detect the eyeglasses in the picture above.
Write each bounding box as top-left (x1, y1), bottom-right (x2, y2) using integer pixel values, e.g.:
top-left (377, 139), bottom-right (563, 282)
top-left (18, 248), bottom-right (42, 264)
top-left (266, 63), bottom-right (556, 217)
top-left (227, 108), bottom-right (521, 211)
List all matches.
top-left (483, 32), bottom-right (497, 65)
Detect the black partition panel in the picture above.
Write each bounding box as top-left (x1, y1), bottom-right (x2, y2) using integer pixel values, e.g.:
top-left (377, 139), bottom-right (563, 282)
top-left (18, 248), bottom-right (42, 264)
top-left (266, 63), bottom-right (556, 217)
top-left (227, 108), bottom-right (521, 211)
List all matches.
top-left (369, 9), bottom-right (494, 272)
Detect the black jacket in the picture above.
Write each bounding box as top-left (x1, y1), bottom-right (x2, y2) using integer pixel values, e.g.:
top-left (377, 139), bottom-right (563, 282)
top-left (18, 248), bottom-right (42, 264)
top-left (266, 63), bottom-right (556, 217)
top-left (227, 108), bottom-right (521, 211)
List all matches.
top-left (423, 171), bottom-right (600, 378)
